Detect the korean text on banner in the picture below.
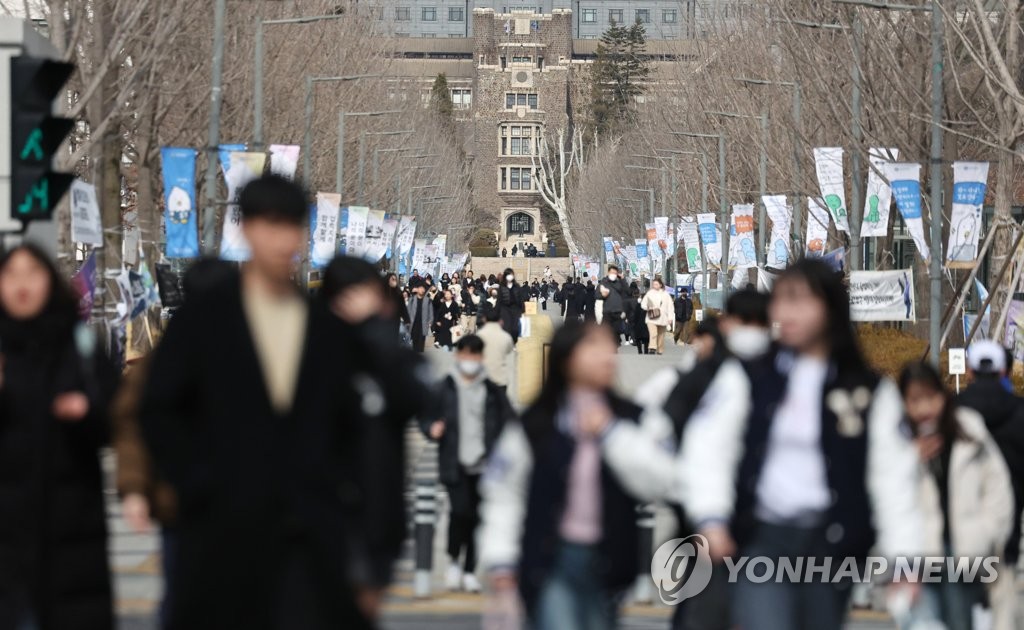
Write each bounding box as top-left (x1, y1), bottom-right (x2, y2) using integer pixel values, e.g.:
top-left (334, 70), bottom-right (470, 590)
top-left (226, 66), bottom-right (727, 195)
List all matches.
top-left (679, 217), bottom-right (703, 273)
top-left (849, 269), bottom-right (916, 322)
top-left (396, 216), bottom-right (417, 255)
top-left (220, 151), bottom-right (266, 262)
top-left (730, 204), bottom-right (757, 268)
top-left (861, 148), bottom-right (899, 238)
top-left (806, 197), bottom-right (831, 257)
top-left (762, 195), bottom-right (791, 269)
top-left (268, 144), bottom-right (300, 181)
top-left (310, 193), bottom-right (341, 269)
top-left (411, 238), bottom-right (427, 272)
top-left (603, 237), bottom-right (615, 264)
top-left (433, 234), bottom-right (448, 257)
top-left (655, 217), bottom-right (670, 252)
top-left (885, 162), bottom-right (931, 261)
top-left (159, 148), bottom-right (199, 258)
top-left (813, 147), bottom-right (850, 233)
top-left (635, 239), bottom-right (649, 270)
top-left (70, 179), bottom-right (103, 247)
top-left (346, 206), bottom-right (369, 258)
top-left (646, 223), bottom-right (663, 270)
top-left (697, 213), bottom-right (722, 269)
top-left (946, 161), bottom-right (989, 267)
top-left (363, 210), bottom-right (387, 262)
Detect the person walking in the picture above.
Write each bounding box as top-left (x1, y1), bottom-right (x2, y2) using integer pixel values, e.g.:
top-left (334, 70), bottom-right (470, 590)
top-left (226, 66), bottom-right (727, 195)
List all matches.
top-left (628, 288), bottom-right (650, 355)
top-left (141, 175), bottom-right (376, 630)
top-left (498, 268), bottom-right (525, 344)
top-left (641, 278), bottom-right (674, 355)
top-left (502, 247), bottom-right (508, 258)
top-left (0, 244), bottom-right (119, 630)
top-left (673, 288), bottom-right (694, 346)
top-left (434, 289), bottom-right (461, 351)
top-left (407, 280), bottom-right (435, 353)
top-left (385, 272), bottom-right (410, 333)
top-left (897, 362), bottom-right (1014, 630)
top-left (597, 265), bottom-right (628, 342)
top-left (423, 336), bottom-right (515, 594)
top-left (460, 282), bottom-right (481, 335)
top-left (478, 322), bottom-right (669, 630)
top-left (511, 245), bottom-right (518, 257)
top-left (476, 309), bottom-right (515, 394)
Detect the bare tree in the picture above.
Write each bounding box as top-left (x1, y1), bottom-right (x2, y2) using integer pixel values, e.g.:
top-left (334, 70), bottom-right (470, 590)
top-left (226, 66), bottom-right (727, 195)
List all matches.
top-left (533, 126), bottom-right (584, 255)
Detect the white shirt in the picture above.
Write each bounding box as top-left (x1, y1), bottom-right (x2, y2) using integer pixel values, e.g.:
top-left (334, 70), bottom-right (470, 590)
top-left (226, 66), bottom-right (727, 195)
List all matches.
top-left (755, 356), bottom-right (831, 522)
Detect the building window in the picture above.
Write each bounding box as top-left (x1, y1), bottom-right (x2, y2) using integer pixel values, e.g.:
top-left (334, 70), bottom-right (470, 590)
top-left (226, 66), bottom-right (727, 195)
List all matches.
top-left (422, 7), bottom-right (437, 21)
top-left (507, 212), bottom-right (534, 236)
top-left (512, 55), bottom-right (532, 64)
top-left (499, 167), bottom-right (538, 191)
top-left (505, 92), bottom-right (539, 110)
top-left (582, 8), bottom-right (597, 23)
top-left (396, 6), bottom-right (410, 21)
top-left (609, 9), bottom-right (623, 24)
top-left (663, 9), bottom-right (677, 23)
top-left (449, 6), bottom-right (464, 21)
top-left (500, 124), bottom-right (541, 156)
top-left (635, 9), bottom-right (650, 23)
top-left (451, 88), bottom-right (472, 109)
top-left (421, 32), bottom-right (436, 37)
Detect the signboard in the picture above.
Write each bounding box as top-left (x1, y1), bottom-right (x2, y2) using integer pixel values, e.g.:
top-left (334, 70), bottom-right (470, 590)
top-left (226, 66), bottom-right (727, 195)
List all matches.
top-left (948, 348), bottom-right (966, 376)
top-left (849, 269), bottom-right (916, 322)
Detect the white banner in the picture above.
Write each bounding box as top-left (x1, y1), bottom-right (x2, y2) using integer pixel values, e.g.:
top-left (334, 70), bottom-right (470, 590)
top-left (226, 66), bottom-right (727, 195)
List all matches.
top-left (730, 204), bottom-right (757, 269)
top-left (861, 148), bottom-right (899, 238)
top-left (697, 213), bottom-right (722, 269)
top-left (763, 195), bottom-right (791, 269)
top-left (311, 193), bottom-right (341, 268)
top-left (70, 180), bottom-right (103, 246)
top-left (346, 206), bottom-right (369, 258)
top-left (655, 217), bottom-right (670, 253)
top-left (396, 216), bottom-right (417, 255)
top-left (268, 144), bottom-right (300, 180)
top-left (885, 162), bottom-right (930, 261)
top-left (433, 234), bottom-right (448, 257)
top-left (411, 238), bottom-right (427, 273)
top-left (947, 161), bottom-right (989, 267)
top-left (813, 147), bottom-right (850, 233)
top-left (806, 197), bottom-right (830, 257)
top-left (363, 209), bottom-right (387, 262)
top-left (850, 269), bottom-right (916, 322)
top-left (679, 217), bottom-right (703, 272)
top-left (220, 152), bottom-right (266, 262)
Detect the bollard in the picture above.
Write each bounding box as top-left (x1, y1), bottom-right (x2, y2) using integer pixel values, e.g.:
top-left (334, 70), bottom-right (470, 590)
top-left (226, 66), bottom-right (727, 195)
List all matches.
top-left (413, 476), bottom-right (437, 598)
top-left (634, 503), bottom-right (656, 605)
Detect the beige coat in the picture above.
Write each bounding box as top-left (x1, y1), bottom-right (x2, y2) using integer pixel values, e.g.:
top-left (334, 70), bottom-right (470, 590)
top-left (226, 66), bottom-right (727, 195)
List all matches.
top-left (476, 322), bottom-right (515, 387)
top-left (640, 289), bottom-right (675, 327)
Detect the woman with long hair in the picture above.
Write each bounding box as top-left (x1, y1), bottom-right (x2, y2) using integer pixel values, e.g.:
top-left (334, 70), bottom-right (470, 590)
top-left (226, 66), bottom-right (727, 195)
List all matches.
top-left (434, 288), bottom-right (461, 351)
top-left (478, 321), bottom-right (669, 630)
top-left (682, 258), bottom-right (922, 629)
top-left (898, 362), bottom-right (1013, 630)
top-left (497, 267), bottom-right (525, 344)
top-left (0, 244), bottom-right (118, 630)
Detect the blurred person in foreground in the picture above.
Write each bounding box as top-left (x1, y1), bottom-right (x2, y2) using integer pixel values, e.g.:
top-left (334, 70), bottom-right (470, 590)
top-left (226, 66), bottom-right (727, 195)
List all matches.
top-left (421, 335), bottom-right (515, 593)
top-left (0, 244), bottom-right (119, 630)
top-left (898, 362), bottom-right (1014, 630)
top-left (478, 321), bottom-right (671, 630)
top-left (140, 175), bottom-right (374, 630)
top-left (682, 259), bottom-right (922, 629)
top-left (476, 308), bottom-right (515, 395)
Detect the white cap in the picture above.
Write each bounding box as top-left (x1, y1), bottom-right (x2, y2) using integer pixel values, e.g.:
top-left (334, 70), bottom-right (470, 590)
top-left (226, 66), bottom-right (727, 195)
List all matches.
top-left (968, 339), bottom-right (1007, 374)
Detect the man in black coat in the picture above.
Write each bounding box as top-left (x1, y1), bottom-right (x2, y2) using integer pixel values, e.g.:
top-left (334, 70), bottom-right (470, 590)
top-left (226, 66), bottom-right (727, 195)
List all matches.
top-left (141, 175), bottom-right (375, 630)
top-left (421, 336), bottom-right (515, 593)
top-left (957, 340), bottom-right (1024, 565)
top-left (498, 268), bottom-right (525, 344)
top-left (598, 265), bottom-right (629, 342)
top-left (673, 288), bottom-right (694, 345)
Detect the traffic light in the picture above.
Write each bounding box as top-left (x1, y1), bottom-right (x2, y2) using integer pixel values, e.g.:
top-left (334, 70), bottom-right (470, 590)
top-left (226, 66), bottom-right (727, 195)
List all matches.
top-left (10, 55), bottom-right (74, 225)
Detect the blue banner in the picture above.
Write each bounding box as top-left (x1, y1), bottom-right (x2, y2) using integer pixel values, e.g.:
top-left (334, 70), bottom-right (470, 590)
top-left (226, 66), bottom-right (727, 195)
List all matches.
top-left (307, 203), bottom-right (323, 269)
top-left (218, 143), bottom-right (246, 175)
top-left (337, 208), bottom-right (349, 256)
top-left (160, 147), bottom-right (199, 258)
top-left (636, 242), bottom-right (649, 259)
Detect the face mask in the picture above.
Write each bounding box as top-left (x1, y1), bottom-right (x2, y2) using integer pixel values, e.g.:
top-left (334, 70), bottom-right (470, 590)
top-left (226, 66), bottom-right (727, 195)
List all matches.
top-left (608, 273), bottom-right (618, 281)
top-left (456, 359), bottom-right (484, 378)
top-left (506, 275), bottom-right (514, 282)
top-left (726, 326), bottom-right (771, 360)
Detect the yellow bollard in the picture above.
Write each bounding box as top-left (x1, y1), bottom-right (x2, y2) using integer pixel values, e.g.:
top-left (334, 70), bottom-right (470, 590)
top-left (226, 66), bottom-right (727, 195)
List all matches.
top-left (516, 313), bottom-right (555, 407)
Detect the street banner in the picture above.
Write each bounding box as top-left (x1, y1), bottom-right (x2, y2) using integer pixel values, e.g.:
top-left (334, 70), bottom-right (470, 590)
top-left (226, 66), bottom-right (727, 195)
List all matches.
top-left (849, 269), bottom-right (916, 322)
top-left (71, 252), bottom-right (97, 319)
top-left (363, 210), bottom-right (387, 262)
top-left (963, 278), bottom-right (992, 340)
top-left (947, 161), bottom-right (989, 267)
top-left (612, 240), bottom-right (625, 267)
top-left (861, 148), bottom-right (899, 238)
top-left (822, 247), bottom-right (847, 273)
top-left (433, 234), bottom-right (448, 257)
top-left (268, 144), bottom-right (300, 180)
top-left (806, 197), bottom-right (830, 257)
top-left (679, 217), bottom-right (703, 272)
top-left (813, 147), bottom-right (850, 233)
top-left (646, 223), bottom-right (663, 271)
top-left (381, 216), bottom-right (399, 261)
top-left (584, 261), bottom-right (601, 280)
top-left (311, 193), bottom-right (341, 269)
top-left (697, 213), bottom-right (722, 269)
top-left (70, 179), bottom-right (103, 247)
top-left (732, 269), bottom-right (748, 290)
top-left (655, 217), bottom-right (670, 252)
top-left (217, 143), bottom-right (246, 174)
top-left (623, 245), bottom-right (640, 276)
top-left (337, 208), bottom-right (349, 255)
top-left (159, 148), bottom-right (199, 258)
top-left (421, 243), bottom-right (440, 276)
top-left (603, 237), bottom-right (614, 263)
top-left (346, 206), bottom-right (369, 258)
top-left (885, 162), bottom-right (931, 261)
top-left (220, 151), bottom-right (266, 261)
top-left (635, 238), bottom-right (649, 272)
top-left (411, 238), bottom-right (427, 273)
top-left (396, 215), bottom-right (416, 255)
top-left (730, 204), bottom-right (757, 268)
top-left (763, 195), bottom-right (791, 269)
top-left (1004, 300), bottom-right (1024, 362)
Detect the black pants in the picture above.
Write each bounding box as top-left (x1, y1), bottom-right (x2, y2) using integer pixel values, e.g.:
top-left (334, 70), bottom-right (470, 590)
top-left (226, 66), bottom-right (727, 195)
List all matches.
top-left (412, 334), bottom-right (426, 353)
top-left (604, 312), bottom-right (622, 343)
top-left (635, 338), bottom-right (650, 354)
top-left (445, 472), bottom-right (482, 573)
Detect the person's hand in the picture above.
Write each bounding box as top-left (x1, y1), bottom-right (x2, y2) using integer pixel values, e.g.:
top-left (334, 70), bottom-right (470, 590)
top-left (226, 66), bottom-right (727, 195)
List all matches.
top-left (916, 435), bottom-right (943, 461)
top-left (355, 587), bottom-right (384, 620)
top-left (700, 523), bottom-right (737, 563)
top-left (429, 420), bottom-right (446, 439)
top-left (53, 392), bottom-right (89, 422)
top-left (122, 493), bottom-right (152, 533)
top-left (579, 403), bottom-right (612, 438)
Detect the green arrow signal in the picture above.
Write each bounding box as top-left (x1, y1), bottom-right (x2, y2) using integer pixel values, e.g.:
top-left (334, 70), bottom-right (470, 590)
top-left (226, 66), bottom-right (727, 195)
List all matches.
top-left (20, 128), bottom-right (44, 161)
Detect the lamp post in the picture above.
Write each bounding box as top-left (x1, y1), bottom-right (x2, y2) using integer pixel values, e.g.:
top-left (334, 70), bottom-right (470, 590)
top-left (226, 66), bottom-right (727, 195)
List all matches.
top-left (253, 14), bottom-right (347, 149)
top-left (358, 130), bottom-right (413, 205)
top-left (202, 0), bottom-right (227, 254)
top-left (336, 110), bottom-right (401, 198)
top-left (301, 74), bottom-right (383, 185)
top-left (373, 146), bottom-right (426, 208)
top-left (671, 130), bottom-right (728, 299)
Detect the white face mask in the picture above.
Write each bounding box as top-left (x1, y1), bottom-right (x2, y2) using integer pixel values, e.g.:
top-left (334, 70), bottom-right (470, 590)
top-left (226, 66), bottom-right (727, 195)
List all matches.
top-left (506, 275), bottom-right (514, 282)
top-left (726, 326), bottom-right (771, 360)
top-left (608, 273), bottom-right (618, 281)
top-left (456, 359), bottom-right (484, 378)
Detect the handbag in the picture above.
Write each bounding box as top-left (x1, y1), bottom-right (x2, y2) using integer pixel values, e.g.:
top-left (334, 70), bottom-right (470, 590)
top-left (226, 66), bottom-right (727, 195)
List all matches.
top-left (451, 324), bottom-right (465, 342)
top-left (648, 307), bottom-right (662, 320)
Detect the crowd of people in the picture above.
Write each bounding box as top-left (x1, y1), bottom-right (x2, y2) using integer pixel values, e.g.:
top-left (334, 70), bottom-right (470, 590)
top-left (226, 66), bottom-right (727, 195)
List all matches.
top-left (0, 173), bottom-right (1021, 630)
